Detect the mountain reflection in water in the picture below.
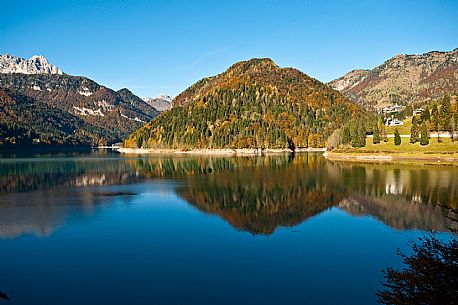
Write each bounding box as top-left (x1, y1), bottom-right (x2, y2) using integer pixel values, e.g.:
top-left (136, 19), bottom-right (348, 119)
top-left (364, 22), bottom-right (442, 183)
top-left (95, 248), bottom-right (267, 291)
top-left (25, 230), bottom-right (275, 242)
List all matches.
top-left (0, 152), bottom-right (456, 238)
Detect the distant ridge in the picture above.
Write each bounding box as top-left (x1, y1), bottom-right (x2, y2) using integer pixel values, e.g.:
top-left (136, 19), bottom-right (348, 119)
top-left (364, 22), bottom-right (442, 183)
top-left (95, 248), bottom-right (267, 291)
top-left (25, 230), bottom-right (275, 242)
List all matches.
top-left (329, 48), bottom-right (458, 110)
top-left (142, 94), bottom-right (172, 112)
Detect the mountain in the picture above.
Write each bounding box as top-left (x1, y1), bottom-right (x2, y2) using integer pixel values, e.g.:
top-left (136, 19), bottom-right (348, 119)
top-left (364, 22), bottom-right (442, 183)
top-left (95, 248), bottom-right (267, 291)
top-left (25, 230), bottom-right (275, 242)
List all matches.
top-left (329, 48), bottom-right (458, 110)
top-left (142, 94), bottom-right (172, 112)
top-left (0, 55), bottom-right (160, 147)
top-left (0, 87), bottom-right (116, 146)
top-left (124, 58), bottom-right (361, 149)
top-left (0, 54), bottom-right (63, 75)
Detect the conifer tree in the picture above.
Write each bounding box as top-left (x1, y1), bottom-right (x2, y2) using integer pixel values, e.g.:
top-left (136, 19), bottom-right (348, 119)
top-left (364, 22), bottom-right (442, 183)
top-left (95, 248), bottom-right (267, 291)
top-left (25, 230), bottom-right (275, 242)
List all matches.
top-left (341, 125), bottom-right (351, 145)
top-left (420, 123), bottom-right (429, 146)
top-left (358, 121), bottom-right (367, 147)
top-left (431, 104), bottom-right (441, 142)
top-left (421, 106), bottom-right (430, 122)
top-left (373, 125), bottom-right (381, 144)
top-left (351, 120), bottom-right (359, 148)
top-left (381, 124), bottom-right (388, 142)
top-left (451, 117), bottom-right (456, 142)
top-left (440, 95), bottom-right (451, 131)
top-left (351, 119), bottom-right (366, 148)
top-left (410, 116), bottom-right (419, 144)
top-left (394, 128), bottom-right (401, 146)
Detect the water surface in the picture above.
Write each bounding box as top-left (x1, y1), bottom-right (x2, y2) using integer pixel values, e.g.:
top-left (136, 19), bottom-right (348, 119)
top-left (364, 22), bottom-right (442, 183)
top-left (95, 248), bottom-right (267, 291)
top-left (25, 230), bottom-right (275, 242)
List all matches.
top-left (0, 151), bottom-right (456, 305)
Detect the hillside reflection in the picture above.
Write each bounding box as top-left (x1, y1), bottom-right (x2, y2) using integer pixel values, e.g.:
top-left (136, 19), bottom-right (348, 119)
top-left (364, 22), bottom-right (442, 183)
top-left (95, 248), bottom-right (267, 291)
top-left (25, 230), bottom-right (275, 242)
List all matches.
top-left (0, 153), bottom-right (457, 237)
top-left (0, 157), bottom-right (139, 193)
top-left (174, 155), bottom-right (342, 234)
top-left (129, 155), bottom-right (457, 234)
top-left (0, 188), bottom-right (134, 238)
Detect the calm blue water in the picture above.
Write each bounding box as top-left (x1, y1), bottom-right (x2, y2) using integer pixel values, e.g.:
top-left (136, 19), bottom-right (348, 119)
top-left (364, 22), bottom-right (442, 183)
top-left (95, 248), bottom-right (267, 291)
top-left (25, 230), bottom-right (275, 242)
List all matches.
top-left (0, 151), bottom-right (455, 305)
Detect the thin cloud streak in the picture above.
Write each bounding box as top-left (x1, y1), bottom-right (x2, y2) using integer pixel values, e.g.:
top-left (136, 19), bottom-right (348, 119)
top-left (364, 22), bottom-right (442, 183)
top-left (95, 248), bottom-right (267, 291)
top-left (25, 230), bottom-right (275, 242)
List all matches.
top-left (169, 48), bottom-right (231, 72)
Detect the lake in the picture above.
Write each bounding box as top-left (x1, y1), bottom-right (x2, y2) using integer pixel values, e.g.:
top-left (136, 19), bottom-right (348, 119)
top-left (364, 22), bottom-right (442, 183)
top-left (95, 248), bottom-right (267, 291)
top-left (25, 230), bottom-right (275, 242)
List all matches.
top-left (0, 150), bottom-right (456, 305)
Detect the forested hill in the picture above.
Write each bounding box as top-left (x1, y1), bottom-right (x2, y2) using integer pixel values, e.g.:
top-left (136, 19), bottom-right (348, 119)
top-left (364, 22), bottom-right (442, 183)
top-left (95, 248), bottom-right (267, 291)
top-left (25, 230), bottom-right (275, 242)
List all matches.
top-left (0, 87), bottom-right (115, 146)
top-left (124, 58), bottom-right (362, 149)
top-left (0, 73), bottom-right (159, 147)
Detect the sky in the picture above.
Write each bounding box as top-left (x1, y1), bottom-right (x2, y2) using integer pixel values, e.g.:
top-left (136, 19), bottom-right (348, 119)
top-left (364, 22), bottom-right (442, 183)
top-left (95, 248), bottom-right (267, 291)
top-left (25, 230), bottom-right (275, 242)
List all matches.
top-left (1, 0), bottom-right (457, 97)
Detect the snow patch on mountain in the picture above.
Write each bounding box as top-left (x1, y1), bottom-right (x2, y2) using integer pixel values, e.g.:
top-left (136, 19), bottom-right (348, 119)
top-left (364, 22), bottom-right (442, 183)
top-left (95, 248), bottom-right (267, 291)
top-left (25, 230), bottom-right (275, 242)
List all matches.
top-left (121, 113), bottom-right (146, 123)
top-left (96, 100), bottom-right (114, 111)
top-left (156, 93), bottom-right (172, 102)
top-left (78, 86), bottom-right (93, 96)
top-left (73, 106), bottom-right (104, 117)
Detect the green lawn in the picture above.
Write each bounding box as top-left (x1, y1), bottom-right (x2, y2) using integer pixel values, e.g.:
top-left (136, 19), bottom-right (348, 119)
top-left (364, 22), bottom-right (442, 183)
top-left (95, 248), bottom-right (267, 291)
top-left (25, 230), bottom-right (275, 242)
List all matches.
top-left (384, 117), bottom-right (413, 135)
top-left (361, 137), bottom-right (458, 153)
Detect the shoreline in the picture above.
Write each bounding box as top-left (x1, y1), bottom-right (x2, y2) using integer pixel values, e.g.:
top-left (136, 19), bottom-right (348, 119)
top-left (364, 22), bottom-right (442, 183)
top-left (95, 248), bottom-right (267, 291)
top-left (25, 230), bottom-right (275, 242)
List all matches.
top-left (113, 147), bottom-right (458, 166)
top-left (323, 151), bottom-right (458, 165)
top-left (116, 147), bottom-right (326, 156)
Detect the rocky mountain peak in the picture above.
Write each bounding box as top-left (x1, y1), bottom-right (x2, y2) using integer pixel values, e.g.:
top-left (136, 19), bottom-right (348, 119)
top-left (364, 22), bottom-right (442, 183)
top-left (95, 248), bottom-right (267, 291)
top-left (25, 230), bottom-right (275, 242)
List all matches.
top-left (0, 54), bottom-right (63, 75)
top-left (329, 48), bottom-right (458, 110)
top-left (142, 94), bottom-right (172, 112)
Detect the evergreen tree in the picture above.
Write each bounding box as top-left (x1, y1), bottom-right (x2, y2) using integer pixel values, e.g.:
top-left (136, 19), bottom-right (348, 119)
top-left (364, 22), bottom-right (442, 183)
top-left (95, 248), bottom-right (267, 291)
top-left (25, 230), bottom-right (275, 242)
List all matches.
top-left (440, 95), bottom-right (451, 131)
top-left (381, 124), bottom-right (388, 142)
top-left (410, 116), bottom-right (419, 144)
top-left (394, 128), bottom-right (401, 146)
top-left (341, 125), bottom-right (351, 145)
top-left (136, 134), bottom-right (143, 148)
top-left (351, 120), bottom-right (359, 148)
top-left (420, 123), bottom-right (429, 146)
top-left (351, 119), bottom-right (367, 148)
top-left (451, 117), bottom-right (456, 142)
top-left (358, 121), bottom-right (367, 147)
top-left (373, 125), bottom-right (381, 144)
top-left (420, 106), bottom-right (430, 122)
top-left (431, 104), bottom-right (441, 142)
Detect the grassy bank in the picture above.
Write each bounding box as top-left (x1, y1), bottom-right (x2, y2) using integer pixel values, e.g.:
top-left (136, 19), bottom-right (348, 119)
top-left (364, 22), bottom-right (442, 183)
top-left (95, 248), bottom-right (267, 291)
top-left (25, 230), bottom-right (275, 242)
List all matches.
top-left (356, 137), bottom-right (458, 153)
top-left (384, 119), bottom-right (413, 135)
top-left (326, 137), bottom-right (458, 165)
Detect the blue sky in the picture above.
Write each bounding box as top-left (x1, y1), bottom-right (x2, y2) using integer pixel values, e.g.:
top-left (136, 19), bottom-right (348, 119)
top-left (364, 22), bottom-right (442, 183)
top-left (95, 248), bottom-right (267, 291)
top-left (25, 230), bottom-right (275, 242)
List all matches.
top-left (1, 0), bottom-right (457, 97)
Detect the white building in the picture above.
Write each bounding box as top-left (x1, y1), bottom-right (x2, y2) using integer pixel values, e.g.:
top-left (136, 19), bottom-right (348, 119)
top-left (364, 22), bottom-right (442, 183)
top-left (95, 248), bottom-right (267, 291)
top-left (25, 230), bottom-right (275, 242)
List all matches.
top-left (382, 103), bottom-right (404, 114)
top-left (412, 108), bottom-right (424, 116)
top-left (385, 117), bottom-right (404, 126)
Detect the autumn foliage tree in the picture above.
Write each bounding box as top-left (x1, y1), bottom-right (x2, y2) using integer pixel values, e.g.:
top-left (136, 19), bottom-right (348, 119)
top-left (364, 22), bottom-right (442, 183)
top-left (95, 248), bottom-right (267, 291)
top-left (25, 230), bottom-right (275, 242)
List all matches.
top-left (377, 235), bottom-right (458, 305)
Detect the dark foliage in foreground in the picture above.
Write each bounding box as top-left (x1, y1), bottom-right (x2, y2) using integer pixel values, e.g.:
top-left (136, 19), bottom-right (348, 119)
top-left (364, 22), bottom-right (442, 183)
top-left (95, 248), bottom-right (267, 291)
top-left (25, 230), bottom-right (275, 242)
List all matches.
top-left (0, 290), bottom-right (10, 300)
top-left (377, 235), bottom-right (458, 305)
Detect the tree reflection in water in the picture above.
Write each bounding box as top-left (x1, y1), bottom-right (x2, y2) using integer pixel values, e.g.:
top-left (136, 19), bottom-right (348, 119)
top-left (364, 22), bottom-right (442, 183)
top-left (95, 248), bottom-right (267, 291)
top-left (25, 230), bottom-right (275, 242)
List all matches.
top-left (0, 152), bottom-right (457, 237)
top-left (130, 154), bottom-right (457, 234)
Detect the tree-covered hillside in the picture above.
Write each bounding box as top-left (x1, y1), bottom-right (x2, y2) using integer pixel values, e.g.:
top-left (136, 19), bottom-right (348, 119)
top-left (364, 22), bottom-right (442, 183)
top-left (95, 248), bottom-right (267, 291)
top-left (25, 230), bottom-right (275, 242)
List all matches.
top-left (125, 58), bottom-right (362, 149)
top-left (0, 73), bottom-right (159, 147)
top-left (0, 88), bottom-right (116, 146)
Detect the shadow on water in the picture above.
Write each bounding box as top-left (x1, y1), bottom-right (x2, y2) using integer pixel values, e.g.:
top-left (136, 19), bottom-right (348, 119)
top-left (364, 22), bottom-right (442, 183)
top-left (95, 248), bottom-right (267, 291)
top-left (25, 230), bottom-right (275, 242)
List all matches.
top-left (0, 151), bottom-right (457, 237)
